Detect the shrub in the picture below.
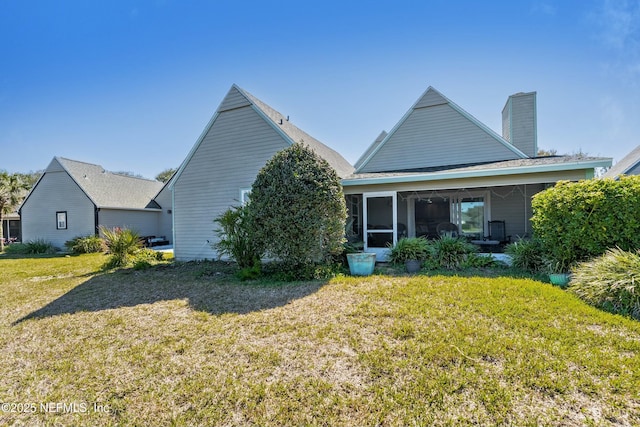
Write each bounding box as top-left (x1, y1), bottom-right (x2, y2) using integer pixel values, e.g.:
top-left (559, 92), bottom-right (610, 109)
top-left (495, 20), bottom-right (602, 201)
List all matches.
top-left (100, 226), bottom-right (143, 268)
top-left (213, 205), bottom-right (261, 269)
top-left (5, 239), bottom-right (56, 255)
top-left (430, 236), bottom-right (477, 270)
top-left (65, 235), bottom-right (106, 254)
top-left (531, 176), bottom-right (640, 267)
top-left (570, 248), bottom-right (640, 319)
top-left (388, 237), bottom-right (432, 265)
top-left (248, 143), bottom-right (347, 274)
top-left (463, 253), bottom-right (500, 268)
top-left (505, 238), bottom-right (545, 273)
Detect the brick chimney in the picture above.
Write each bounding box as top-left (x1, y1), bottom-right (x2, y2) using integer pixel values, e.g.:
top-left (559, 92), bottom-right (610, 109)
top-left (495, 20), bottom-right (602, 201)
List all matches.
top-left (502, 91), bottom-right (537, 157)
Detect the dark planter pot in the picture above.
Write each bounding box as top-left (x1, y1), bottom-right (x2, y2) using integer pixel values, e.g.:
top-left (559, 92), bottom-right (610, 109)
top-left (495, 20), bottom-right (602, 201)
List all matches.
top-left (347, 253), bottom-right (376, 276)
top-left (405, 259), bottom-right (422, 273)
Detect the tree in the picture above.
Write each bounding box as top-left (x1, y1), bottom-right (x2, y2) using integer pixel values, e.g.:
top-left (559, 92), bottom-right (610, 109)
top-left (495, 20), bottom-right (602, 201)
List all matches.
top-left (155, 168), bottom-right (177, 183)
top-left (248, 143), bottom-right (347, 270)
top-left (0, 171), bottom-right (29, 252)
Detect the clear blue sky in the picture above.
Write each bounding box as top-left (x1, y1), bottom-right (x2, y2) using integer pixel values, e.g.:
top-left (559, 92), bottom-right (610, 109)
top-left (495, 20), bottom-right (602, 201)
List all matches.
top-left (1, 0), bottom-right (639, 179)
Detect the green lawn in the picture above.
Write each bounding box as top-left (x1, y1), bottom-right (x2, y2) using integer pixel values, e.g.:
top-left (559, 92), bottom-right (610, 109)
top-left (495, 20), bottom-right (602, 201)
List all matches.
top-left (1, 254), bottom-right (639, 426)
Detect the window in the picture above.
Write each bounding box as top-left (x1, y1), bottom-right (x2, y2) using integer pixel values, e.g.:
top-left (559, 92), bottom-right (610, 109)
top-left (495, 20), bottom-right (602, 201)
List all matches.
top-left (240, 189), bottom-right (251, 206)
top-left (56, 211), bottom-right (67, 230)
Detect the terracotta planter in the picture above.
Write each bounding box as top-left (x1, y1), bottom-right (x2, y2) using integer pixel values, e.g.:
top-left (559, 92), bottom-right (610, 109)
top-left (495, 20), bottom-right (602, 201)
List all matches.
top-left (347, 253), bottom-right (376, 276)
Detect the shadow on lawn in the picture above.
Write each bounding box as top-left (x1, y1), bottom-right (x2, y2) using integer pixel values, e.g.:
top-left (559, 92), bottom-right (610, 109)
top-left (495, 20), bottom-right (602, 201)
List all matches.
top-left (14, 263), bottom-right (327, 324)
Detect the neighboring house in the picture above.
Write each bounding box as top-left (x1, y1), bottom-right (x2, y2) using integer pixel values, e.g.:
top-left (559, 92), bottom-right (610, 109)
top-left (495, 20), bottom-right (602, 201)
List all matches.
top-left (20, 157), bottom-right (169, 249)
top-left (342, 87), bottom-right (612, 259)
top-left (603, 145), bottom-right (640, 179)
top-left (169, 84), bottom-right (354, 261)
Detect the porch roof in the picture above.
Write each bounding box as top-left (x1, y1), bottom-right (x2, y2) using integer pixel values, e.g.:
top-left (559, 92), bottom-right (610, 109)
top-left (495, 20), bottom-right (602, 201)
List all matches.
top-left (341, 156), bottom-right (611, 187)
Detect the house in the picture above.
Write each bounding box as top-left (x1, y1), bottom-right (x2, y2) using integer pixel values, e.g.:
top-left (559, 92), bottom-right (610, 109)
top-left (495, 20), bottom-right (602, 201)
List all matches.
top-left (169, 84), bottom-right (354, 261)
top-left (20, 157), bottom-right (170, 249)
top-left (603, 145), bottom-right (640, 179)
top-left (342, 87), bottom-right (612, 259)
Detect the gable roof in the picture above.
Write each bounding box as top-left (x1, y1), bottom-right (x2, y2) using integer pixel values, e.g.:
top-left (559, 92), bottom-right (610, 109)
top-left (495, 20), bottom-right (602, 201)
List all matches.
top-left (171, 85), bottom-right (354, 188)
top-left (604, 145), bottom-right (640, 179)
top-left (355, 86), bottom-right (528, 173)
top-left (24, 157), bottom-right (164, 210)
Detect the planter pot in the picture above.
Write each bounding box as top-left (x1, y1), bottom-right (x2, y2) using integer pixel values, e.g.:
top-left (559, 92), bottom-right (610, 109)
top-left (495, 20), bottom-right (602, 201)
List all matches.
top-left (405, 259), bottom-right (422, 273)
top-left (347, 253), bottom-right (376, 276)
top-left (549, 273), bottom-right (571, 288)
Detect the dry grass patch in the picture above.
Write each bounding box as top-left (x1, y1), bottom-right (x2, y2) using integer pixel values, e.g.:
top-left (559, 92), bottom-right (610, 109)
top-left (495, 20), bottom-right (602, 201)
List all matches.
top-left (0, 254), bottom-right (639, 426)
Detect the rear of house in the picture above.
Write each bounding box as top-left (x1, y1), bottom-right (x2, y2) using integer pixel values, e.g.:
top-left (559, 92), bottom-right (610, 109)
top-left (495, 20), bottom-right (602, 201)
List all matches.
top-left (343, 87), bottom-right (611, 259)
top-left (169, 85), bottom-right (353, 261)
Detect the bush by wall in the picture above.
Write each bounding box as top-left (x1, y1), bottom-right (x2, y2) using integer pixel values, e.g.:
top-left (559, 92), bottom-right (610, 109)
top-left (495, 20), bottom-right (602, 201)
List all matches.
top-left (531, 176), bottom-right (640, 267)
top-left (248, 143), bottom-right (347, 273)
top-left (65, 235), bottom-right (106, 254)
top-left (213, 205), bottom-right (261, 269)
top-left (570, 248), bottom-right (640, 319)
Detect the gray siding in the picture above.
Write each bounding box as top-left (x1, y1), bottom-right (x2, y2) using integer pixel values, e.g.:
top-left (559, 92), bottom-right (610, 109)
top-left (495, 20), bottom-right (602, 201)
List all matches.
top-left (627, 162), bottom-right (640, 176)
top-left (218, 86), bottom-right (251, 112)
top-left (98, 209), bottom-right (161, 238)
top-left (360, 103), bottom-right (521, 173)
top-left (173, 105), bottom-right (289, 260)
top-left (21, 170), bottom-right (95, 248)
top-left (502, 92), bottom-right (537, 158)
top-left (153, 184), bottom-right (173, 243)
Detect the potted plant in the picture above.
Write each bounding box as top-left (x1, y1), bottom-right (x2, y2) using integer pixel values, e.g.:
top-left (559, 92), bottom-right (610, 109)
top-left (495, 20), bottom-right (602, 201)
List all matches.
top-left (545, 257), bottom-right (572, 288)
top-left (388, 237), bottom-right (431, 273)
top-left (344, 242), bottom-right (376, 276)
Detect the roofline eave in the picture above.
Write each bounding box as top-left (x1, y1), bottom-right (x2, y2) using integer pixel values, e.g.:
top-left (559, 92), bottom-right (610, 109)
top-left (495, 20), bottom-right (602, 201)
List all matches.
top-left (342, 158), bottom-right (613, 186)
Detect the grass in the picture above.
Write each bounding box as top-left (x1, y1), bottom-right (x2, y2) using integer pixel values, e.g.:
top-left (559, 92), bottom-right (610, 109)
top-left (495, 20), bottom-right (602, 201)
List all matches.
top-left (1, 253), bottom-right (639, 426)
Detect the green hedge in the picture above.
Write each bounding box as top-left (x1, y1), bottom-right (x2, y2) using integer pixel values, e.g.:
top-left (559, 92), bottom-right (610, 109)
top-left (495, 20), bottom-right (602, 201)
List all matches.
top-left (531, 176), bottom-right (640, 267)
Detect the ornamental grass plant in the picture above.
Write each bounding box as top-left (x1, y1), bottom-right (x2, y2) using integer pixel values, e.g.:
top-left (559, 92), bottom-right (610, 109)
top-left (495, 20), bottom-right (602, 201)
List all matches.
top-left (570, 247), bottom-right (640, 319)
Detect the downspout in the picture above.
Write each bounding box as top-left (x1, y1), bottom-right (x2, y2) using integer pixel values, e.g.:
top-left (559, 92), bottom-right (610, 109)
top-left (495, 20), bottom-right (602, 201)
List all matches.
top-left (95, 206), bottom-right (100, 235)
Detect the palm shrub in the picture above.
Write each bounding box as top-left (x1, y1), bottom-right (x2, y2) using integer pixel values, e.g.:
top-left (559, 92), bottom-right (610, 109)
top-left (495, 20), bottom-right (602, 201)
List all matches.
top-left (65, 235), bottom-right (106, 254)
top-left (100, 226), bottom-right (143, 268)
top-left (431, 236), bottom-right (478, 270)
top-left (248, 143), bottom-right (347, 277)
top-left (570, 248), bottom-right (640, 319)
top-left (213, 205), bottom-right (261, 269)
top-left (505, 238), bottom-right (545, 273)
top-left (388, 237), bottom-right (432, 265)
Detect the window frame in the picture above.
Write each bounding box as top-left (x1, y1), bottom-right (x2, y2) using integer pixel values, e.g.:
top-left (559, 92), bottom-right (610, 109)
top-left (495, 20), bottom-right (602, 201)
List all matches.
top-left (56, 211), bottom-right (68, 230)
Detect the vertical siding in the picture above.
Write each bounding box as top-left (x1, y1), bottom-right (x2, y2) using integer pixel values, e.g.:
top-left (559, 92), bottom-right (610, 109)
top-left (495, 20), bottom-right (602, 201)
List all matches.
top-left (21, 171), bottom-right (95, 248)
top-left (98, 209), bottom-right (161, 238)
top-left (173, 105), bottom-right (289, 261)
top-left (502, 93), bottom-right (537, 157)
top-left (360, 103), bottom-right (521, 173)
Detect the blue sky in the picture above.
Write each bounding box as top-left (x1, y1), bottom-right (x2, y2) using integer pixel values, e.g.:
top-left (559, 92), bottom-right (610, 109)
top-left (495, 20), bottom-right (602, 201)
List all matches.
top-left (1, 0), bottom-right (639, 179)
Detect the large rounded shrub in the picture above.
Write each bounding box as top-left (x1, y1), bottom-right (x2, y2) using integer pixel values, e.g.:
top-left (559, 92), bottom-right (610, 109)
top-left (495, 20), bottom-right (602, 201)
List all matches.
top-left (531, 176), bottom-right (640, 267)
top-left (248, 143), bottom-right (347, 270)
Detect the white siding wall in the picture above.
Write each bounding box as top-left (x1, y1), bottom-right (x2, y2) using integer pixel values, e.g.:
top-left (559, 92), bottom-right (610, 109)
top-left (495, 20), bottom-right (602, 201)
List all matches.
top-left (173, 105), bottom-right (289, 260)
top-left (360, 104), bottom-right (521, 173)
top-left (21, 171), bottom-right (95, 248)
top-left (98, 209), bottom-right (161, 238)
